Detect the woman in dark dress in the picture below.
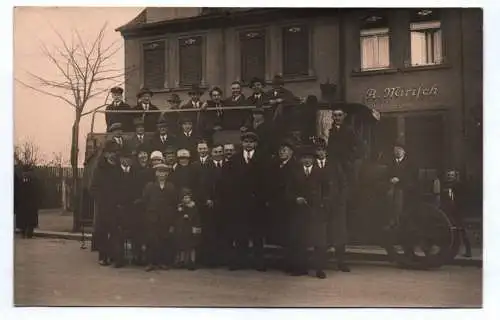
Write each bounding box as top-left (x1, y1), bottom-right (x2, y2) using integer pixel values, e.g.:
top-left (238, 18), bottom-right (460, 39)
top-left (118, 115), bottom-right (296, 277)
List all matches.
top-left (174, 188), bottom-right (201, 270)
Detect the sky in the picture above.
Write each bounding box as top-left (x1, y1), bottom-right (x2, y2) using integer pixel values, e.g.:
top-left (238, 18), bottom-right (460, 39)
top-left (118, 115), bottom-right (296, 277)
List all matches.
top-left (13, 7), bottom-right (142, 166)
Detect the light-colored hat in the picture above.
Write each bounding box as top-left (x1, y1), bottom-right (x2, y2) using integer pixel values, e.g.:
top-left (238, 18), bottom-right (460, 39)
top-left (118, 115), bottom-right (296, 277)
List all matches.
top-left (153, 163), bottom-right (169, 171)
top-left (150, 150), bottom-right (164, 160)
top-left (177, 149), bottom-right (191, 158)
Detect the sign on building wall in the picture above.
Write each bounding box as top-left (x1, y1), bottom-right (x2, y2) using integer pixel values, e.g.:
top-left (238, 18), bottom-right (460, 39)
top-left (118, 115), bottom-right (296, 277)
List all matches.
top-left (364, 84), bottom-right (440, 109)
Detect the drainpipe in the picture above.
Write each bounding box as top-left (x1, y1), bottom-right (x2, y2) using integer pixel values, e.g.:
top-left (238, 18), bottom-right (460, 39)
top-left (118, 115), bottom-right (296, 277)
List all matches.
top-left (459, 9), bottom-right (467, 179)
top-left (338, 9), bottom-right (346, 102)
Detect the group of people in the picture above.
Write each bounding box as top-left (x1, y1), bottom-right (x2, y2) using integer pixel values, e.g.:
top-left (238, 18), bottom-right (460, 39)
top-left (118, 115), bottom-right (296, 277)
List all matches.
top-left (90, 78), bottom-right (359, 279)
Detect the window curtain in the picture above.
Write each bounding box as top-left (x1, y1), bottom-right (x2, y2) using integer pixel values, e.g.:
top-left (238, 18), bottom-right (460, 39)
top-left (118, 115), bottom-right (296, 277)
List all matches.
top-left (433, 29), bottom-right (443, 63)
top-left (411, 31), bottom-right (427, 65)
top-left (360, 29), bottom-right (389, 70)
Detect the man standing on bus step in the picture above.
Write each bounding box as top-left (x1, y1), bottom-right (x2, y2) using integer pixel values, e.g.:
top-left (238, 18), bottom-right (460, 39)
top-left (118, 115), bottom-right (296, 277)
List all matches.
top-left (176, 116), bottom-right (201, 156)
top-left (225, 131), bottom-right (269, 271)
top-left (90, 141), bottom-right (121, 266)
top-left (129, 118), bottom-right (151, 154)
top-left (246, 77), bottom-right (271, 107)
top-left (326, 105), bottom-right (359, 273)
top-left (133, 88), bottom-right (160, 133)
top-left (105, 86), bottom-right (133, 132)
top-left (223, 81), bottom-right (247, 106)
top-left (151, 118), bottom-right (176, 152)
top-left (108, 122), bottom-right (129, 152)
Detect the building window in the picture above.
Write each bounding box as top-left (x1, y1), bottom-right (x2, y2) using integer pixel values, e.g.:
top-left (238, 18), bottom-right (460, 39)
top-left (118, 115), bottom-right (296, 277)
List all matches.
top-left (282, 25), bottom-right (309, 77)
top-left (360, 15), bottom-right (390, 71)
top-left (410, 9), bottom-right (443, 66)
top-left (410, 21), bottom-right (443, 66)
top-left (143, 41), bottom-right (165, 89)
top-left (240, 30), bottom-right (266, 84)
top-left (179, 36), bottom-right (203, 86)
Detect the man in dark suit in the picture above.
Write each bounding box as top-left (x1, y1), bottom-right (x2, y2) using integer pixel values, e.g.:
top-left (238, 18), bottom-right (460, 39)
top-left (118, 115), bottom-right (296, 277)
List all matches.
top-left (225, 131), bottom-right (269, 271)
top-left (268, 139), bottom-right (297, 248)
top-left (202, 86), bottom-right (225, 131)
top-left (325, 105), bottom-right (358, 272)
top-left (105, 87), bottom-right (133, 132)
top-left (150, 118), bottom-right (176, 152)
top-left (176, 117), bottom-right (201, 156)
top-left (286, 145), bottom-right (330, 279)
top-left (242, 108), bottom-right (275, 157)
top-left (180, 84), bottom-right (205, 109)
top-left (268, 75), bottom-right (300, 105)
top-left (169, 149), bottom-right (195, 191)
top-left (128, 118), bottom-right (151, 154)
top-left (223, 143), bottom-right (236, 162)
top-left (108, 122), bottom-right (129, 152)
top-left (15, 165), bottom-right (41, 239)
top-left (90, 141), bottom-right (120, 266)
top-left (315, 137), bottom-right (349, 272)
top-left (246, 77), bottom-right (271, 107)
top-left (223, 81), bottom-right (247, 106)
top-left (133, 88), bottom-right (160, 132)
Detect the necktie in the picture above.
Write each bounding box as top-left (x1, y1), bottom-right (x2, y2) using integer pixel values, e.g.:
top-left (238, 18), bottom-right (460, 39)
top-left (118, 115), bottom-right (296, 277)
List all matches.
top-left (305, 167), bottom-right (311, 176)
top-left (217, 162), bottom-right (221, 168)
top-left (161, 136), bottom-right (166, 143)
top-left (138, 135), bottom-right (143, 143)
top-left (117, 138), bottom-right (122, 146)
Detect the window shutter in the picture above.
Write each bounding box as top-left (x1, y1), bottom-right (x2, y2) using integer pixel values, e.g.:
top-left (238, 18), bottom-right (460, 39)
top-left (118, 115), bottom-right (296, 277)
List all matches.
top-left (240, 30), bottom-right (266, 83)
top-left (283, 25), bottom-right (309, 76)
top-left (143, 41), bottom-right (165, 89)
top-left (179, 36), bottom-right (203, 86)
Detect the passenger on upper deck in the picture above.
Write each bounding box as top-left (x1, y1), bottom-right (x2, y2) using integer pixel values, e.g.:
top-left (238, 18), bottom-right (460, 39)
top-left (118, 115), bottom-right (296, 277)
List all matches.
top-left (246, 77), bottom-right (271, 107)
top-left (105, 87), bottom-right (133, 132)
top-left (133, 88), bottom-right (160, 132)
top-left (223, 81), bottom-right (247, 106)
top-left (202, 86), bottom-right (225, 130)
top-left (180, 84), bottom-right (205, 109)
top-left (268, 75), bottom-right (300, 105)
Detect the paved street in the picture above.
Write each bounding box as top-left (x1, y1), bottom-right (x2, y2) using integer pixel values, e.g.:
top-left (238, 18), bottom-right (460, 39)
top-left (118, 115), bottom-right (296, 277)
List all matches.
top-left (14, 238), bottom-right (482, 307)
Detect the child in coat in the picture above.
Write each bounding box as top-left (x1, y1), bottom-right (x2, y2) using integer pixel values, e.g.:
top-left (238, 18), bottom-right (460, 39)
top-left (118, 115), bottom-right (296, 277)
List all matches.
top-left (174, 188), bottom-right (202, 270)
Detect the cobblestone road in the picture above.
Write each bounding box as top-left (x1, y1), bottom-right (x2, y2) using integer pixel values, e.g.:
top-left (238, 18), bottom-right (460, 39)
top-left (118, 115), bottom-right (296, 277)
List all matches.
top-left (14, 238), bottom-right (482, 307)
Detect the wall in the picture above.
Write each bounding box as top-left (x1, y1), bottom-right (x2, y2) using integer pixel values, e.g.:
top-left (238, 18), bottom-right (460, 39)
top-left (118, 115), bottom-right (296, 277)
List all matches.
top-left (122, 13), bottom-right (341, 108)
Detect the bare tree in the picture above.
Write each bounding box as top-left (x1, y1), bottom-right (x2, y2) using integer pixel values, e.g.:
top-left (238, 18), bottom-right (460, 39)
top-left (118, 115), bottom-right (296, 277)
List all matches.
top-left (14, 140), bottom-right (41, 168)
top-left (16, 22), bottom-right (133, 231)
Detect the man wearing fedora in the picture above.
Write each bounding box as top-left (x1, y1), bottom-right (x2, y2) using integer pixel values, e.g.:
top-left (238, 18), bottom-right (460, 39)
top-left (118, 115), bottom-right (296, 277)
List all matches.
top-left (268, 75), bottom-right (300, 106)
top-left (133, 88), bottom-right (160, 132)
top-left (151, 118), bottom-right (176, 152)
top-left (181, 84), bottom-right (205, 109)
top-left (176, 116), bottom-right (201, 156)
top-left (242, 108), bottom-right (275, 158)
top-left (286, 144), bottom-right (330, 279)
top-left (129, 118), bottom-right (151, 154)
top-left (246, 77), bottom-right (271, 107)
top-left (225, 131), bottom-right (270, 271)
top-left (224, 81), bottom-right (247, 106)
top-left (161, 93), bottom-right (182, 130)
top-left (105, 86), bottom-right (133, 132)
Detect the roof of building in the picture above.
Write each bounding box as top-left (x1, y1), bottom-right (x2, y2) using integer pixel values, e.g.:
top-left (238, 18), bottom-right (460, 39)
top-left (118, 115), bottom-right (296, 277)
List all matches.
top-left (116, 8), bottom-right (341, 38)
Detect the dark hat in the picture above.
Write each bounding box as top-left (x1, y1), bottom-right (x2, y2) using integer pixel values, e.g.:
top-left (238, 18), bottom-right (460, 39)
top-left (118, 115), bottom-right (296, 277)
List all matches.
top-left (209, 86), bottom-right (223, 96)
top-left (330, 103), bottom-right (348, 113)
top-left (272, 75), bottom-right (284, 86)
top-left (251, 107), bottom-right (265, 115)
top-left (394, 140), bottom-right (405, 149)
top-left (188, 84), bottom-right (204, 95)
top-left (313, 137), bottom-right (327, 150)
top-left (179, 116), bottom-right (193, 124)
top-left (278, 138), bottom-right (296, 150)
top-left (108, 122), bottom-right (123, 132)
top-left (299, 145), bottom-right (317, 157)
top-left (250, 77), bottom-right (266, 88)
top-left (164, 146), bottom-right (177, 154)
top-left (156, 118), bottom-right (167, 127)
top-left (137, 88), bottom-right (153, 98)
top-left (133, 117), bottom-right (145, 127)
top-left (103, 140), bottom-right (120, 153)
top-left (180, 188), bottom-right (193, 197)
top-left (241, 131), bottom-right (259, 142)
top-left (110, 86), bottom-right (124, 94)
top-left (167, 93), bottom-right (181, 103)
top-left (135, 144), bottom-right (149, 155)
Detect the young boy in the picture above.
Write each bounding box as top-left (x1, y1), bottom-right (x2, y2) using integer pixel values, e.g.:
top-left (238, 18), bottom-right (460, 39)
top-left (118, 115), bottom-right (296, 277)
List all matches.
top-left (174, 188), bottom-right (202, 270)
top-left (141, 163), bottom-right (177, 272)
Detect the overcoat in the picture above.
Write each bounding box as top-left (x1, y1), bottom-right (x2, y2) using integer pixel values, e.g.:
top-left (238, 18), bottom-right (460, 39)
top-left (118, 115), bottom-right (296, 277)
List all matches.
top-left (326, 124), bottom-right (358, 179)
top-left (105, 101), bottom-right (133, 132)
top-left (174, 204), bottom-right (202, 251)
top-left (141, 181), bottom-right (177, 231)
top-left (386, 156), bottom-right (418, 213)
top-left (286, 164), bottom-right (329, 246)
top-left (169, 164), bottom-right (196, 191)
top-left (176, 130), bottom-right (202, 157)
top-left (150, 133), bottom-right (177, 153)
top-left (15, 170), bottom-right (41, 230)
top-left (128, 133), bottom-right (152, 154)
top-left (132, 103), bottom-right (160, 133)
top-left (223, 94), bottom-right (247, 106)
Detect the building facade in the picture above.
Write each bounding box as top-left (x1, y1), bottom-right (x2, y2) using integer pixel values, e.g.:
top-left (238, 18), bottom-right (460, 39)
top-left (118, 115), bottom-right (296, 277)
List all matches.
top-left (117, 7), bottom-right (482, 181)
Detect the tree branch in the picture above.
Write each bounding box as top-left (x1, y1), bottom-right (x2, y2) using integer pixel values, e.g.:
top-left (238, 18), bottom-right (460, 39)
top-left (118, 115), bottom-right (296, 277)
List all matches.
top-left (16, 78), bottom-right (76, 107)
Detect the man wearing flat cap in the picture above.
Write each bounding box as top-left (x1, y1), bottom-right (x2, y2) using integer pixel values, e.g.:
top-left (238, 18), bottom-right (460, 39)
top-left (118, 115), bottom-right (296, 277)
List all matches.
top-left (108, 122), bottom-right (129, 151)
top-left (181, 84), bottom-right (205, 109)
top-left (106, 87), bottom-right (133, 132)
top-left (246, 77), bottom-right (271, 107)
top-left (224, 130), bottom-right (270, 271)
top-left (286, 144), bottom-right (330, 279)
top-left (133, 88), bottom-right (160, 132)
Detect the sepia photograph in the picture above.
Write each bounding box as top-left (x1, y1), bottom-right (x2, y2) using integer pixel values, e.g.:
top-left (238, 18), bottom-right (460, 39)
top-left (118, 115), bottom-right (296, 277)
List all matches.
top-left (12, 5), bottom-right (483, 309)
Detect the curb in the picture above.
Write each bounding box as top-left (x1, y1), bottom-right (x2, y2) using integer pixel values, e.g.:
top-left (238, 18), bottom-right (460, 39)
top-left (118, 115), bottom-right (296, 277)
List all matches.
top-left (33, 230), bottom-right (482, 268)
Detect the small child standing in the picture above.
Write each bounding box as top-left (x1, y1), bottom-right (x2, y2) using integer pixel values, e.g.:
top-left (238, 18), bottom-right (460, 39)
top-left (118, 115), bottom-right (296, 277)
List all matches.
top-left (174, 188), bottom-right (202, 270)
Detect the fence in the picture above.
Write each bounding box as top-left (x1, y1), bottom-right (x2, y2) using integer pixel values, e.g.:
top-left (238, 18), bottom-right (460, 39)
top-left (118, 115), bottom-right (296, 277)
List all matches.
top-left (33, 166), bottom-right (84, 210)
